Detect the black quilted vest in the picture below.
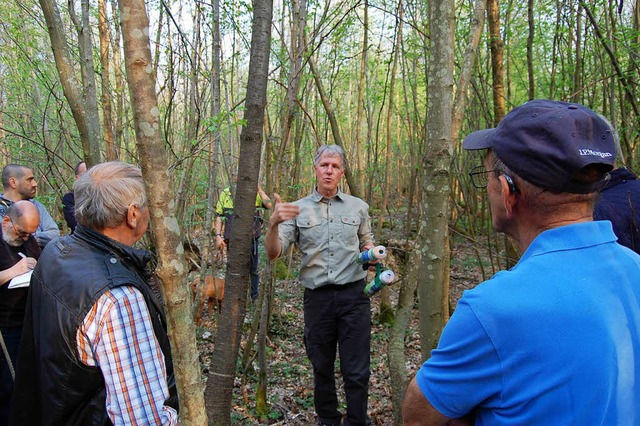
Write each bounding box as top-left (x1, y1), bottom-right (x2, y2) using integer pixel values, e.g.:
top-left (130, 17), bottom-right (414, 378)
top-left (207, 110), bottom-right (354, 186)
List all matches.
top-left (11, 225), bottom-right (178, 425)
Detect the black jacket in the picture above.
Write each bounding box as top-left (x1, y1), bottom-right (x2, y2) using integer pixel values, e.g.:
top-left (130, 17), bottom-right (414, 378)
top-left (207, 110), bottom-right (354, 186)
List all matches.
top-left (0, 227), bottom-right (40, 328)
top-left (594, 167), bottom-right (640, 254)
top-left (10, 225), bottom-right (178, 425)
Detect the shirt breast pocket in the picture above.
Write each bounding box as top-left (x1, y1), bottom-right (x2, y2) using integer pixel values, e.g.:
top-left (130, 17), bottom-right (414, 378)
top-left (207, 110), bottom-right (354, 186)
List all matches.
top-left (296, 215), bottom-right (324, 250)
top-left (340, 216), bottom-right (361, 246)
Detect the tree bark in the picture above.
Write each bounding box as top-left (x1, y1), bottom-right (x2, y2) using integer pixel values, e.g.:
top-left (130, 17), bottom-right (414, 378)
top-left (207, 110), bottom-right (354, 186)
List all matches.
top-left (571, 2), bottom-right (583, 103)
top-left (98, 0), bottom-right (116, 160)
top-left (308, 55), bottom-right (363, 198)
top-left (206, 0), bottom-right (273, 423)
top-left (451, 0), bottom-right (486, 141)
top-left (416, 0), bottom-right (454, 360)
top-left (526, 0), bottom-right (535, 100)
top-left (274, 0), bottom-right (306, 194)
top-left (110, 0), bottom-right (125, 159)
top-left (487, 0), bottom-right (505, 124)
top-left (376, 1), bottom-right (403, 323)
top-left (38, 0), bottom-right (101, 166)
top-left (353, 0), bottom-right (369, 197)
top-left (117, 0), bottom-right (206, 423)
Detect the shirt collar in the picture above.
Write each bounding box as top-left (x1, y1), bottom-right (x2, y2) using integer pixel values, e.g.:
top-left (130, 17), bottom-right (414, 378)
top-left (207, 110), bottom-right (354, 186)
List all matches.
top-left (519, 221), bottom-right (617, 265)
top-left (312, 188), bottom-right (345, 202)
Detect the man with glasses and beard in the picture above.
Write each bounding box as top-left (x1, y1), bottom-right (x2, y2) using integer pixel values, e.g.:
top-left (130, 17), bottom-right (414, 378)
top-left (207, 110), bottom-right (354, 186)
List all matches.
top-left (0, 201), bottom-right (40, 424)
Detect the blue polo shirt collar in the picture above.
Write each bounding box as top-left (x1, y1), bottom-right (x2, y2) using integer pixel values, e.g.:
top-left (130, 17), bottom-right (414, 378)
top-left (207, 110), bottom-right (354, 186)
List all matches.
top-left (519, 221), bottom-right (617, 265)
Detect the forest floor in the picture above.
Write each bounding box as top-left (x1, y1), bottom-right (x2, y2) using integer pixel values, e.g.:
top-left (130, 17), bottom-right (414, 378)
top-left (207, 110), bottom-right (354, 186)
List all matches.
top-left (194, 233), bottom-right (491, 425)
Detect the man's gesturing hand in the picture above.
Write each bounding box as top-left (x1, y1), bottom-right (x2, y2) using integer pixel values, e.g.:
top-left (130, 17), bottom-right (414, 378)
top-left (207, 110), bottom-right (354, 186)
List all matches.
top-left (269, 193), bottom-right (300, 226)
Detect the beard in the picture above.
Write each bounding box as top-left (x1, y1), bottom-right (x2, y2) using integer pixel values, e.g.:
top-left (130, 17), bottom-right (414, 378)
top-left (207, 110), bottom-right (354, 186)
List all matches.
top-left (3, 232), bottom-right (23, 247)
top-left (19, 188), bottom-right (36, 200)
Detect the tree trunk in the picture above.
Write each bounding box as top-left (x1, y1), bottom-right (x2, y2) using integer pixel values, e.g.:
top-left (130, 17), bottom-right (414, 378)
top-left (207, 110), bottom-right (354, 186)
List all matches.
top-left (110, 0), bottom-right (125, 159)
top-left (274, 0), bottom-right (306, 194)
top-left (388, 245), bottom-right (419, 425)
top-left (377, 1), bottom-right (402, 237)
top-left (175, 4), bottom-right (203, 222)
top-left (308, 55), bottom-right (363, 198)
top-left (353, 0), bottom-right (369, 197)
top-left (98, 0), bottom-right (116, 160)
top-left (417, 0), bottom-right (454, 360)
top-left (193, 0), bottom-right (223, 319)
top-left (487, 0), bottom-right (505, 124)
top-left (451, 0), bottom-right (486, 141)
top-left (38, 0), bottom-right (101, 166)
top-left (117, 0), bottom-right (206, 424)
top-left (256, 262), bottom-right (272, 420)
top-left (206, 0), bottom-right (273, 423)
top-left (526, 0), bottom-right (535, 100)
top-left (71, 0), bottom-right (103, 165)
top-left (571, 2), bottom-right (583, 103)
top-left (376, 1), bottom-right (403, 324)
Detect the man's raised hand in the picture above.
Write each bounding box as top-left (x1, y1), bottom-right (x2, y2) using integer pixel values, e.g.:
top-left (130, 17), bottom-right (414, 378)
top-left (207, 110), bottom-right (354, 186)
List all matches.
top-left (270, 193), bottom-right (300, 226)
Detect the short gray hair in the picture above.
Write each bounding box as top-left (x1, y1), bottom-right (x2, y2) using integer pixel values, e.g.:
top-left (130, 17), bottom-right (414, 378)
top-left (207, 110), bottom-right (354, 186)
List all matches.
top-left (74, 161), bottom-right (147, 229)
top-left (314, 145), bottom-right (346, 168)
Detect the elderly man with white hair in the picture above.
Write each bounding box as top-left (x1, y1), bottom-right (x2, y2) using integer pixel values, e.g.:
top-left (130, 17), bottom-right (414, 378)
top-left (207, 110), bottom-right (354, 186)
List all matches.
top-left (12, 162), bottom-right (178, 425)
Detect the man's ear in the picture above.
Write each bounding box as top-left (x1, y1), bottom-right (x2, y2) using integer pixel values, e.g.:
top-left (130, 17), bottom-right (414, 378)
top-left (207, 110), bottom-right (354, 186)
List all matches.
top-left (499, 175), bottom-right (518, 218)
top-left (9, 177), bottom-right (17, 189)
top-left (126, 204), bottom-right (140, 229)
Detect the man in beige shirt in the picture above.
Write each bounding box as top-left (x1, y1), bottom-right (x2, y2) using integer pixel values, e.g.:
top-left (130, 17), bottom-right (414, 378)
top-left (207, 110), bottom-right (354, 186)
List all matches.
top-left (265, 145), bottom-right (375, 426)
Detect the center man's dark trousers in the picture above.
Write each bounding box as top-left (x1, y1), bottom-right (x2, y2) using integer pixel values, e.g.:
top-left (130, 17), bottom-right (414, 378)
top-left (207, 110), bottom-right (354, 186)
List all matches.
top-left (303, 279), bottom-right (371, 426)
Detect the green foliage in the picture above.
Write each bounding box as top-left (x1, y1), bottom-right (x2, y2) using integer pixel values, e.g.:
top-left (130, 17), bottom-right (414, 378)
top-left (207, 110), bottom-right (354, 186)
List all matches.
top-left (273, 258), bottom-right (292, 280)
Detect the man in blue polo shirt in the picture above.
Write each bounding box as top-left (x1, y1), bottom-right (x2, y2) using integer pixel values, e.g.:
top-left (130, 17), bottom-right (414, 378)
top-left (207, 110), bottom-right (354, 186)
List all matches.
top-left (403, 100), bottom-right (640, 425)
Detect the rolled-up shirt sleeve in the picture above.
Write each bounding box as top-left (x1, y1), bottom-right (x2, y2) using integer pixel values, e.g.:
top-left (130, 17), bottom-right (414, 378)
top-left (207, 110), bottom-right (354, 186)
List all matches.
top-left (277, 218), bottom-right (297, 256)
top-left (357, 203), bottom-right (373, 249)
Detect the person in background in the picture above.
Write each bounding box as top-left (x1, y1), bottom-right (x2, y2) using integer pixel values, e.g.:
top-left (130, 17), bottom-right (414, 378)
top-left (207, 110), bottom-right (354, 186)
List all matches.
top-left (0, 201), bottom-right (40, 425)
top-left (11, 162), bottom-right (178, 425)
top-left (61, 161), bottom-right (87, 233)
top-left (403, 100), bottom-right (640, 424)
top-left (265, 144), bottom-right (375, 426)
top-left (214, 179), bottom-right (272, 302)
top-left (592, 124), bottom-right (640, 254)
top-left (0, 165), bottom-right (59, 249)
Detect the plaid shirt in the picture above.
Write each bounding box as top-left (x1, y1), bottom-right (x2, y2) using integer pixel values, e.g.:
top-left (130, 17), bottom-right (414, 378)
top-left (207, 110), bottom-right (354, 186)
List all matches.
top-left (77, 286), bottom-right (178, 425)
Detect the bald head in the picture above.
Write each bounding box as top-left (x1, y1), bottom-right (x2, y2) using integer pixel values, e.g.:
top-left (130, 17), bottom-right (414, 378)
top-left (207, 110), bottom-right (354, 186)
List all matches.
top-left (2, 200), bottom-right (39, 246)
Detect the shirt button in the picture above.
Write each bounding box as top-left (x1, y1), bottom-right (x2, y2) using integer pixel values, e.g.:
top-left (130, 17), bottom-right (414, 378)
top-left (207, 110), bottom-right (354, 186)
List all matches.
top-left (110, 257), bottom-right (117, 264)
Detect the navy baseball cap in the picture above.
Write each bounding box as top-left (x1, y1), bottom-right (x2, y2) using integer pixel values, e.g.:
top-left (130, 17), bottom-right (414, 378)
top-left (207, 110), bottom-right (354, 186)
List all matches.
top-left (463, 100), bottom-right (616, 194)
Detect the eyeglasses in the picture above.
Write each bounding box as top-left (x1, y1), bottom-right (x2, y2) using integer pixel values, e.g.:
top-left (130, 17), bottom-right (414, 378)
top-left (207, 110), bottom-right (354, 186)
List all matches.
top-left (469, 165), bottom-right (520, 193)
top-left (469, 166), bottom-right (497, 189)
top-left (9, 218), bottom-right (32, 240)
